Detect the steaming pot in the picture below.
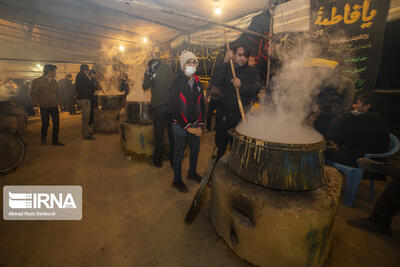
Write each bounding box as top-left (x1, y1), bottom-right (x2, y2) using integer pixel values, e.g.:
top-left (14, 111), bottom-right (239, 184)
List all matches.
top-left (227, 130), bottom-right (327, 191)
top-left (127, 101), bottom-right (152, 125)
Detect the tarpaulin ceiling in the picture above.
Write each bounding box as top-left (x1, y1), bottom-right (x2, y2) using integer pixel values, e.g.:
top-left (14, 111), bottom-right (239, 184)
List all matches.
top-left (0, 0), bottom-right (399, 80)
top-left (0, 0), bottom-right (270, 79)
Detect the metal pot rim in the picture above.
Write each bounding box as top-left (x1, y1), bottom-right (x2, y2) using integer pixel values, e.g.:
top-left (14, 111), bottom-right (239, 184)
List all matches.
top-left (231, 129), bottom-right (325, 151)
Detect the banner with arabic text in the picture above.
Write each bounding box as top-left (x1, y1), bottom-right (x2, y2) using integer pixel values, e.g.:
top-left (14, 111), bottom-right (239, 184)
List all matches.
top-left (311, 0), bottom-right (390, 93)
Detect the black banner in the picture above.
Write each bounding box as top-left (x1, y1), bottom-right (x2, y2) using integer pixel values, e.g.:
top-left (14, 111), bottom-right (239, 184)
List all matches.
top-left (310, 0), bottom-right (391, 93)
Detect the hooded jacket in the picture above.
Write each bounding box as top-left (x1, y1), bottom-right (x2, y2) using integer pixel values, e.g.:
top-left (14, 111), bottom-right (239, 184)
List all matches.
top-left (170, 72), bottom-right (205, 129)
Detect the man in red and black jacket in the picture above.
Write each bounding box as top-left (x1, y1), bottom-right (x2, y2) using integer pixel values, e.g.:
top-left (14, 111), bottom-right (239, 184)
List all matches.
top-left (170, 50), bottom-right (206, 193)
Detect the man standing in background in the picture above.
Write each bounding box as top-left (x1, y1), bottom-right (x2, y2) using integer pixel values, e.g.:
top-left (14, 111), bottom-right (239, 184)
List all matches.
top-left (58, 74), bottom-right (75, 114)
top-left (75, 64), bottom-right (95, 140)
top-left (142, 58), bottom-right (174, 168)
top-left (120, 73), bottom-right (130, 106)
top-left (31, 64), bottom-right (65, 146)
top-left (211, 44), bottom-right (260, 160)
top-left (88, 70), bottom-right (100, 127)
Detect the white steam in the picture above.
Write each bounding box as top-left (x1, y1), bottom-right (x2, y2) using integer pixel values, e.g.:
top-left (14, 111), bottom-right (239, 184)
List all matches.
top-left (95, 43), bottom-right (152, 101)
top-left (237, 44), bottom-right (333, 144)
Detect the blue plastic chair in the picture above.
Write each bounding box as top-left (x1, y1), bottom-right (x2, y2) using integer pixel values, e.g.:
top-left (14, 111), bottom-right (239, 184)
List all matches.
top-left (326, 133), bottom-right (400, 207)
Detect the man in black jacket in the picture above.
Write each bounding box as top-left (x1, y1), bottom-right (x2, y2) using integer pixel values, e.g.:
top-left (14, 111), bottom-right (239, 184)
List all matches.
top-left (326, 93), bottom-right (389, 167)
top-left (211, 44), bottom-right (260, 160)
top-left (170, 51), bottom-right (205, 193)
top-left (142, 59), bottom-right (174, 168)
top-left (75, 64), bottom-right (95, 140)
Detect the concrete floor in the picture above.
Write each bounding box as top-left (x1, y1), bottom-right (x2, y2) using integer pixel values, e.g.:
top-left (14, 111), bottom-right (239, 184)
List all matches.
top-left (0, 113), bottom-right (399, 267)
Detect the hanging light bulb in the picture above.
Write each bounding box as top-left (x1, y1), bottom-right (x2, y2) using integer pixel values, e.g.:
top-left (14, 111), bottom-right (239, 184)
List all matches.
top-left (36, 64), bottom-right (42, 68)
top-left (119, 45), bottom-right (125, 52)
top-left (214, 1), bottom-right (222, 15)
top-left (143, 37), bottom-right (148, 43)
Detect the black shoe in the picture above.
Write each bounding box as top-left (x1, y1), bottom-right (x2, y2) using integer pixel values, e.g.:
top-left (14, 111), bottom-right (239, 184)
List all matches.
top-left (52, 141), bottom-right (65, 146)
top-left (171, 181), bottom-right (189, 193)
top-left (41, 139), bottom-right (47, 145)
top-left (187, 173), bottom-right (202, 183)
top-left (347, 217), bottom-right (391, 235)
top-left (83, 136), bottom-right (95, 140)
top-left (149, 160), bottom-right (163, 168)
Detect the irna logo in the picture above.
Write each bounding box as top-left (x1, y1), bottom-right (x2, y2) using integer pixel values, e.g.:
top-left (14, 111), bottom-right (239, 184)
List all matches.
top-left (9, 192), bottom-right (77, 209)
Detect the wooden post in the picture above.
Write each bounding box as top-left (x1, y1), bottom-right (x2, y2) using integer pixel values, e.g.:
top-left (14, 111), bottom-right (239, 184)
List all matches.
top-left (223, 28), bottom-right (245, 120)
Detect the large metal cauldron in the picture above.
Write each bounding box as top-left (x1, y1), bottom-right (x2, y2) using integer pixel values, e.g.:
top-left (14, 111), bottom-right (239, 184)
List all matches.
top-left (127, 101), bottom-right (152, 125)
top-left (97, 94), bottom-right (124, 110)
top-left (227, 130), bottom-right (327, 191)
top-left (0, 130), bottom-right (26, 175)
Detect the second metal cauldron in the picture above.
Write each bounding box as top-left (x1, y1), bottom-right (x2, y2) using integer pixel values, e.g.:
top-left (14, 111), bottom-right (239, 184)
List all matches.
top-left (127, 101), bottom-right (152, 124)
top-left (97, 94), bottom-right (125, 110)
top-left (227, 130), bottom-right (327, 191)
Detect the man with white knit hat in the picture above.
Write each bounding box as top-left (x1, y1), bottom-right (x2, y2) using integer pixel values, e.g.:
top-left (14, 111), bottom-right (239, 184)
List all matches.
top-left (169, 50), bottom-right (206, 193)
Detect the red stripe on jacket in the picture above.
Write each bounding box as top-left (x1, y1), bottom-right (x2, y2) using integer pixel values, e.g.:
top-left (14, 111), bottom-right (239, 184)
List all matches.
top-left (179, 92), bottom-right (187, 107)
top-left (180, 111), bottom-right (188, 124)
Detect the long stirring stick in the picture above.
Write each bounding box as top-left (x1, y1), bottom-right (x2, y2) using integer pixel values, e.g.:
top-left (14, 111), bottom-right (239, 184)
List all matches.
top-left (223, 28), bottom-right (246, 120)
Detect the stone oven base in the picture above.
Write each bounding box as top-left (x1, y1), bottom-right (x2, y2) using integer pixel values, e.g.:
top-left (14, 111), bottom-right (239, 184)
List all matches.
top-left (94, 109), bottom-right (120, 133)
top-left (120, 122), bottom-right (153, 157)
top-left (210, 155), bottom-right (343, 267)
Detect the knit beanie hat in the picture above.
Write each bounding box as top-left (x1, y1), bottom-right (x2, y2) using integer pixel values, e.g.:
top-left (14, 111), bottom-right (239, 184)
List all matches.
top-left (179, 50), bottom-right (198, 71)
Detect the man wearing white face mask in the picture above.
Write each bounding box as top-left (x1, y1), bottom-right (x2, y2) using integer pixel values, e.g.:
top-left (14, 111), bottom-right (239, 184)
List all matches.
top-left (170, 50), bottom-right (206, 193)
top-left (326, 93), bottom-right (389, 167)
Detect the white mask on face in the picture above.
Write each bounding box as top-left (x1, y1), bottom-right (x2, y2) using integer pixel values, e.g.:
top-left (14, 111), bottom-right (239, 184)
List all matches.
top-left (185, 66), bottom-right (196, 76)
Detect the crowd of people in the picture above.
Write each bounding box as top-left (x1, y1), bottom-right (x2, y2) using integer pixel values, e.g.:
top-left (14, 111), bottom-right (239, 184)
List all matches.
top-left (28, 63), bottom-right (130, 144)
top-left (20, 44), bottom-right (399, 234)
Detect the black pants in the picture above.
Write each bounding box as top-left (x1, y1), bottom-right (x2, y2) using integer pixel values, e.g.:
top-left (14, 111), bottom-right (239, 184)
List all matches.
top-left (372, 179), bottom-right (400, 227)
top-left (215, 112), bottom-right (241, 160)
top-left (40, 106), bottom-right (59, 143)
top-left (89, 96), bottom-right (96, 126)
top-left (206, 98), bottom-right (217, 131)
top-left (152, 104), bottom-right (174, 165)
top-left (172, 123), bottom-right (199, 182)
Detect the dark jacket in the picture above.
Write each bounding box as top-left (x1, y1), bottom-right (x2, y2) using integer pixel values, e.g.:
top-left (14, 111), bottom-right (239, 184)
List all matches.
top-left (317, 75), bottom-right (355, 117)
top-left (142, 61), bottom-right (174, 108)
top-left (328, 111), bottom-right (389, 166)
top-left (31, 75), bottom-right (60, 107)
top-left (120, 80), bottom-right (129, 96)
top-left (75, 71), bottom-right (94, 100)
top-left (211, 62), bottom-right (260, 119)
top-left (58, 77), bottom-right (75, 99)
top-left (170, 73), bottom-right (205, 129)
